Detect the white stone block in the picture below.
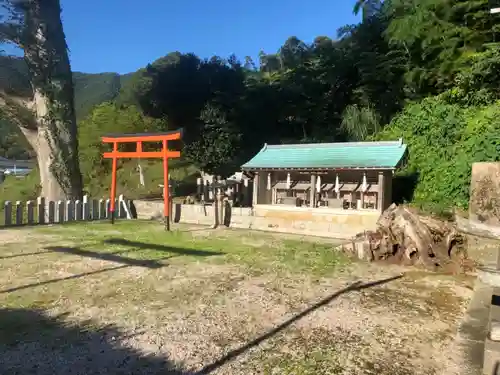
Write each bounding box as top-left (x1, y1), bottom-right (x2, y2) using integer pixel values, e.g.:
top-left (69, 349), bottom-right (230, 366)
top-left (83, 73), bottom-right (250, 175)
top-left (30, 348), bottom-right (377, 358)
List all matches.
top-left (490, 321), bottom-right (500, 341)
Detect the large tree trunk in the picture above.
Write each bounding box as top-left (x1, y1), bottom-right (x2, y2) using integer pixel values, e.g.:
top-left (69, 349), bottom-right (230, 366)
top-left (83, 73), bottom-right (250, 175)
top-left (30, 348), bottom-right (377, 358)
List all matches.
top-left (22, 0), bottom-right (82, 201)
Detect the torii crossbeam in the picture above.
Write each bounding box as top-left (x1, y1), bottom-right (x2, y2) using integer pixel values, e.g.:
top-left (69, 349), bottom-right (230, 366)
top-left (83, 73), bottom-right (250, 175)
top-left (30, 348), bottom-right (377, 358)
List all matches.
top-left (101, 129), bottom-right (182, 230)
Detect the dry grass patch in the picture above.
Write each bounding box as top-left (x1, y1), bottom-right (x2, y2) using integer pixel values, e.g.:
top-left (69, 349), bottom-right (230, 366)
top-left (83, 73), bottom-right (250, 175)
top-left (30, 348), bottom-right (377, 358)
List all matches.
top-left (0, 221), bottom-right (473, 374)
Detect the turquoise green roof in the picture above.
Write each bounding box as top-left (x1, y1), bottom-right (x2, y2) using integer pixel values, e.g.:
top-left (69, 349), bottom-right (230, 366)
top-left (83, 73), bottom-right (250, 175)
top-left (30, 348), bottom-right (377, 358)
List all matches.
top-left (241, 140), bottom-right (407, 170)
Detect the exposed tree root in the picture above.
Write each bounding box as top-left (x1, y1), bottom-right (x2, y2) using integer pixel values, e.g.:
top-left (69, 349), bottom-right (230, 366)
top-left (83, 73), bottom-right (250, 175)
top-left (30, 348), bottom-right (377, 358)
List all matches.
top-left (338, 204), bottom-right (472, 272)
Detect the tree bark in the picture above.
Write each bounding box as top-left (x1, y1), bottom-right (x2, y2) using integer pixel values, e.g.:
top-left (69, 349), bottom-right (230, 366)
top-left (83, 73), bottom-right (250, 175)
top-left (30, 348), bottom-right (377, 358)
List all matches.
top-left (22, 0), bottom-right (82, 201)
top-left (337, 204), bottom-right (469, 271)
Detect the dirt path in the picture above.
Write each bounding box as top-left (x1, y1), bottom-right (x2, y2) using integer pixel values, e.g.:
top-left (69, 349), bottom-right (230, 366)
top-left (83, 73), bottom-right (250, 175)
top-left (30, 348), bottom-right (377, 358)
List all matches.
top-left (0, 223), bottom-right (475, 374)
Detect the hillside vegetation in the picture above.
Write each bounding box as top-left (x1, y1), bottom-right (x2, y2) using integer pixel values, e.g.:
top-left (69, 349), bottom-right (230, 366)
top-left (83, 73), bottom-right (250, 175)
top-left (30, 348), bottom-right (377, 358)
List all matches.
top-left (0, 55), bottom-right (139, 160)
top-left (1, 0), bottom-right (500, 210)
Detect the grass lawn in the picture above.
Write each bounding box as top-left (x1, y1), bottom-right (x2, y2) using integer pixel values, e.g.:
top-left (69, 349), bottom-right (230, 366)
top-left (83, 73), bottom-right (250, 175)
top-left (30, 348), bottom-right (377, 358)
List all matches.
top-left (0, 221), bottom-right (474, 374)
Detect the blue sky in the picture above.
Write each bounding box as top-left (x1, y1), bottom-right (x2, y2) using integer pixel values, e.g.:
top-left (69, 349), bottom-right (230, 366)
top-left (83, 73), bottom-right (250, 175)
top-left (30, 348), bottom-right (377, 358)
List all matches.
top-left (7, 0), bottom-right (361, 74)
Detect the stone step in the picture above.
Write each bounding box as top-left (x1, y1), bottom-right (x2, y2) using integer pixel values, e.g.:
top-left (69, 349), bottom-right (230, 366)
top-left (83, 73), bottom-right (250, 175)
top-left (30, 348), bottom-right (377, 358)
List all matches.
top-left (453, 280), bottom-right (491, 375)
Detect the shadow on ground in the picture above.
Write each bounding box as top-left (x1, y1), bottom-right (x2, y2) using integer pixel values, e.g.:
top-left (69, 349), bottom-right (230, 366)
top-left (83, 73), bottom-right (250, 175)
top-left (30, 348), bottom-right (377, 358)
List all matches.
top-left (103, 238), bottom-right (224, 257)
top-left (0, 240), bottom-right (404, 374)
top-left (0, 263), bottom-right (137, 294)
top-left (0, 244), bottom-right (175, 294)
top-left (194, 274), bottom-right (404, 374)
top-left (46, 246), bottom-right (168, 268)
top-left (0, 308), bottom-right (187, 375)
top-left (0, 242), bottom-right (221, 295)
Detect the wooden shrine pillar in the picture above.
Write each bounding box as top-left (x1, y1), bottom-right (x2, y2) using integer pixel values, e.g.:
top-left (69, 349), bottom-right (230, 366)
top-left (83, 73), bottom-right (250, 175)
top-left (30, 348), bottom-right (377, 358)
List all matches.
top-left (310, 174), bottom-right (316, 208)
top-left (377, 171), bottom-right (384, 212)
top-left (377, 170), bottom-right (393, 212)
top-left (252, 172), bottom-right (259, 206)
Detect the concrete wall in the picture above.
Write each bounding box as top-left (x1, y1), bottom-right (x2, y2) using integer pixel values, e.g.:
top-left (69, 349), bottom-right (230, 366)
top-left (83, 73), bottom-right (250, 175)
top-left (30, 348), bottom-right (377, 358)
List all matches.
top-left (133, 200), bottom-right (380, 239)
top-left (467, 163), bottom-right (500, 375)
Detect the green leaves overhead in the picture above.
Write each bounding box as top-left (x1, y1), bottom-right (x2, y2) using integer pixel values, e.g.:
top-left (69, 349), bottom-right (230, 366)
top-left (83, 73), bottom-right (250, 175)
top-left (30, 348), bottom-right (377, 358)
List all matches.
top-left (341, 105), bottom-right (381, 141)
top-left (183, 104), bottom-right (242, 177)
top-left (78, 103), bottom-right (164, 184)
top-left (385, 0), bottom-right (495, 95)
top-left (1, 0), bottom-right (500, 209)
top-left (376, 96), bottom-right (500, 209)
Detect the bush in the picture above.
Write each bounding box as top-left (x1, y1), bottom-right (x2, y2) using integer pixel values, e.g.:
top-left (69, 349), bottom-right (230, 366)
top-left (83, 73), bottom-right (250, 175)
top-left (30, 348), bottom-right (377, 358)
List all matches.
top-left (375, 96), bottom-right (500, 210)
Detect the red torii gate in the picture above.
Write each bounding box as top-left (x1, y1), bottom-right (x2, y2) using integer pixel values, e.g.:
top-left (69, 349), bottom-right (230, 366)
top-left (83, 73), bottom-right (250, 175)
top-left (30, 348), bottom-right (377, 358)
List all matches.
top-left (101, 129), bottom-right (182, 230)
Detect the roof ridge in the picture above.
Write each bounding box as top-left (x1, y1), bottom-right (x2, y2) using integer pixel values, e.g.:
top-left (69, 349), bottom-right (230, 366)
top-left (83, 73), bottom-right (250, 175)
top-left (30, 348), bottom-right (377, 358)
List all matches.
top-left (265, 139), bottom-right (404, 149)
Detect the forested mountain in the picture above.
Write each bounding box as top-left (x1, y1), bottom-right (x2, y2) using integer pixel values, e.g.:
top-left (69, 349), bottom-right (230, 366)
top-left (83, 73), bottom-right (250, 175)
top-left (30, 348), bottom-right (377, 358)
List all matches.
top-left (1, 0), bottom-right (500, 210)
top-left (0, 56), bottom-right (138, 159)
top-left (0, 55), bottom-right (128, 119)
top-left (72, 71), bottom-right (122, 119)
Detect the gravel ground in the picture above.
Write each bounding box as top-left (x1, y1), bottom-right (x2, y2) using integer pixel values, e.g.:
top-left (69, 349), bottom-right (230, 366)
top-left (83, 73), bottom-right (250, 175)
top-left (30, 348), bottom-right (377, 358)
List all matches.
top-left (0, 222), bottom-right (474, 374)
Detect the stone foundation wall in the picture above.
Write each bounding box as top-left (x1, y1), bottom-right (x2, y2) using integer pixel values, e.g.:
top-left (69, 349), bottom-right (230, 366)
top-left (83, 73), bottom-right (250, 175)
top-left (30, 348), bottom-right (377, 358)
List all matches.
top-left (132, 200), bottom-right (380, 239)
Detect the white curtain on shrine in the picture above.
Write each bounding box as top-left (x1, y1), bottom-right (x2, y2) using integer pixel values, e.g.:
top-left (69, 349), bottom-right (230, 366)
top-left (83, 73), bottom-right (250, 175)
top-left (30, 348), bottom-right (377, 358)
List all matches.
top-left (334, 174), bottom-right (340, 194)
top-left (361, 172), bottom-right (368, 192)
top-left (138, 163), bottom-right (145, 187)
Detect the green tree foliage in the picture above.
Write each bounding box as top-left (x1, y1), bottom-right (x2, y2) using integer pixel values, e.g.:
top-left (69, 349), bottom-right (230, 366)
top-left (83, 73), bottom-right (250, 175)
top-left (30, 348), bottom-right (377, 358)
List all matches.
top-left (72, 72), bottom-right (121, 120)
top-left (449, 46), bottom-right (500, 105)
top-left (183, 104), bottom-right (242, 176)
top-left (376, 96), bottom-right (500, 210)
top-left (0, 56), bottom-right (125, 120)
top-left (133, 53), bottom-right (245, 129)
top-left (0, 115), bottom-right (33, 159)
top-left (63, 0), bottom-right (500, 208)
top-left (0, 55), bottom-right (32, 97)
top-left (2, 0), bottom-right (500, 208)
top-left (0, 56), bottom-right (128, 160)
top-left (385, 0), bottom-right (496, 96)
top-left (353, 0), bottom-right (383, 20)
top-left (341, 104), bottom-right (380, 141)
top-left (78, 102), bottom-right (164, 185)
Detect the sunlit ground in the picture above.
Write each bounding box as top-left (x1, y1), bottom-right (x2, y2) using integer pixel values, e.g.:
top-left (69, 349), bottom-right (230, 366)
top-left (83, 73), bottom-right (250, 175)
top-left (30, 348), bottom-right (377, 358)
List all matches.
top-left (0, 221), bottom-right (473, 374)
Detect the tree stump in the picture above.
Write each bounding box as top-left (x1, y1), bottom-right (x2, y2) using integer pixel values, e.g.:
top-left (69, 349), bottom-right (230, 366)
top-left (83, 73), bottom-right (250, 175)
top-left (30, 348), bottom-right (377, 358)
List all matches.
top-left (337, 204), bottom-right (469, 271)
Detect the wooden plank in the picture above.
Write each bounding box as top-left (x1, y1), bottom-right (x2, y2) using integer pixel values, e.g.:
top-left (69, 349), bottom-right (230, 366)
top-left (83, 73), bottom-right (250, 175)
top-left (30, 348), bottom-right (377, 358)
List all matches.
top-left (4, 201), bottom-right (12, 226)
top-left (37, 197), bottom-right (45, 224)
top-left (15, 201), bottom-right (23, 225)
top-left (48, 201), bottom-right (55, 224)
top-left (57, 201), bottom-right (65, 223)
top-left (75, 200), bottom-right (82, 220)
top-left (118, 195), bottom-right (124, 218)
top-left (113, 200), bottom-right (117, 219)
top-left (92, 199), bottom-right (99, 220)
top-left (26, 201), bottom-right (34, 224)
top-left (101, 131), bottom-right (181, 143)
top-left (105, 199), bottom-right (111, 219)
top-left (102, 151), bottom-right (180, 159)
top-left (82, 195), bottom-right (89, 221)
top-left (99, 199), bottom-right (106, 219)
top-left (66, 201), bottom-right (74, 221)
top-left (121, 198), bottom-right (132, 219)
